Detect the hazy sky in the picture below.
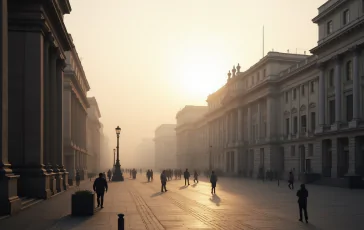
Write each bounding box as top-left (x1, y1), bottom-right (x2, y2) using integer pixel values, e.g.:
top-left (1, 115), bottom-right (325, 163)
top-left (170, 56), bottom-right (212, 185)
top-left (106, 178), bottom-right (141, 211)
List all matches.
top-left (64, 0), bottom-right (327, 166)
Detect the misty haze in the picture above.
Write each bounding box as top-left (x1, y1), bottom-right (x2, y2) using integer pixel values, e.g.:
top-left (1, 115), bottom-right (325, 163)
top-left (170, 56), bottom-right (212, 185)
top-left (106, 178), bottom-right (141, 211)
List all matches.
top-left (1, 0), bottom-right (364, 230)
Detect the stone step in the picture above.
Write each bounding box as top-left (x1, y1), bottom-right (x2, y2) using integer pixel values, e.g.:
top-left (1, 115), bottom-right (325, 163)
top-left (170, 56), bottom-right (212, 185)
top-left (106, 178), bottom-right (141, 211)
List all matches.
top-left (20, 197), bottom-right (43, 210)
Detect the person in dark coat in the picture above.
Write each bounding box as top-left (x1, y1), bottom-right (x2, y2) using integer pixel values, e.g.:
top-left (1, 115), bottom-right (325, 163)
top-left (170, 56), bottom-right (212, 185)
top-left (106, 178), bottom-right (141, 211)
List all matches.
top-left (210, 171), bottom-right (217, 194)
top-left (297, 184), bottom-right (309, 223)
top-left (93, 173), bottom-right (108, 208)
top-left (184, 169), bottom-right (190, 186)
top-left (288, 171), bottom-right (294, 190)
top-left (160, 170), bottom-right (168, 192)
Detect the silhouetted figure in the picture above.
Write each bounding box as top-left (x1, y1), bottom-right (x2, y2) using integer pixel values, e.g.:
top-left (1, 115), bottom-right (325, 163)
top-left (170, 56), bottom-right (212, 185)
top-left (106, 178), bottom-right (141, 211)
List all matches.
top-left (193, 170), bottom-right (199, 183)
top-left (210, 171), bottom-right (217, 194)
top-left (151, 169), bottom-right (154, 181)
top-left (160, 170), bottom-right (167, 192)
top-left (288, 171), bottom-right (294, 190)
top-left (75, 171), bottom-right (81, 187)
top-left (132, 168), bottom-right (137, 179)
top-left (107, 169), bottom-right (112, 181)
top-left (184, 169), bottom-right (190, 186)
top-left (93, 173), bottom-right (108, 208)
top-left (297, 184), bottom-right (309, 223)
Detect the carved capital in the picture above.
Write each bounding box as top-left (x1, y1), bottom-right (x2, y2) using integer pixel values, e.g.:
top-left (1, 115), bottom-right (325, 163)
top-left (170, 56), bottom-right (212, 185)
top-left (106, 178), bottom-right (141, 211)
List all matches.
top-left (332, 54), bottom-right (343, 63)
top-left (349, 45), bottom-right (361, 56)
top-left (317, 62), bottom-right (326, 70)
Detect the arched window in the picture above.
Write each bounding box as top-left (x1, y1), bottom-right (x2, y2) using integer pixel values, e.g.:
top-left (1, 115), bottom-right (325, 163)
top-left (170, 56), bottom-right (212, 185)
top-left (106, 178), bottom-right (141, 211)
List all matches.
top-left (346, 60), bottom-right (352, 81)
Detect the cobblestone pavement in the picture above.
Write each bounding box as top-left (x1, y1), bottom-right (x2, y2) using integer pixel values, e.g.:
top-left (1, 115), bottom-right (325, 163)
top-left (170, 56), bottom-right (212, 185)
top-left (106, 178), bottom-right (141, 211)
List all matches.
top-left (1, 174), bottom-right (364, 230)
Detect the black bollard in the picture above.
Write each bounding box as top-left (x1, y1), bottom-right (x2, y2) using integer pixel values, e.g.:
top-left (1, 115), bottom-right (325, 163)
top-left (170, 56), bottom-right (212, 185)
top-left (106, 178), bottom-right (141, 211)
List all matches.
top-left (118, 213), bottom-right (125, 230)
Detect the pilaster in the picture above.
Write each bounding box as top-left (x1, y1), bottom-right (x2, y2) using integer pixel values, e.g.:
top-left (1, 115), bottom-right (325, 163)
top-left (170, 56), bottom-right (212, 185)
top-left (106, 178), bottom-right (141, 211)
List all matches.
top-left (317, 67), bottom-right (325, 133)
top-left (0, 0), bottom-right (21, 215)
top-left (334, 56), bottom-right (342, 128)
top-left (350, 47), bottom-right (361, 128)
top-left (331, 138), bottom-right (338, 178)
top-left (347, 136), bottom-right (357, 175)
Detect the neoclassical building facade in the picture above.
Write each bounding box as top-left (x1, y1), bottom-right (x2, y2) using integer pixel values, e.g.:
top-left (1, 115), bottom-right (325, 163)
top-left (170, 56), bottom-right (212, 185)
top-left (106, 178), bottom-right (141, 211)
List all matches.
top-left (178, 0), bottom-right (364, 185)
top-left (1, 0), bottom-right (73, 215)
top-left (86, 97), bottom-right (101, 174)
top-left (154, 124), bottom-right (177, 170)
top-left (175, 106), bottom-right (208, 170)
top-left (63, 41), bottom-right (90, 184)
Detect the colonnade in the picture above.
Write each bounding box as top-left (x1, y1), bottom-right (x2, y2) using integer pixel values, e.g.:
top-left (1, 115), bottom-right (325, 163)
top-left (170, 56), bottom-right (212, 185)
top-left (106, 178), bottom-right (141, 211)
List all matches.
top-left (318, 47), bottom-right (361, 131)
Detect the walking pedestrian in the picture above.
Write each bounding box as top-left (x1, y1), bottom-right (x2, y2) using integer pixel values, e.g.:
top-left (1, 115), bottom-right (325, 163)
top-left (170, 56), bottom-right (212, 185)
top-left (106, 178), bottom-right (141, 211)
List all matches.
top-left (297, 184), bottom-right (309, 223)
top-left (107, 169), bottom-right (112, 181)
top-left (93, 173), bottom-right (108, 208)
top-left (288, 171), bottom-right (294, 190)
top-left (184, 169), bottom-right (190, 186)
top-left (193, 170), bottom-right (199, 183)
top-left (160, 170), bottom-right (168, 192)
top-left (210, 171), bottom-right (217, 194)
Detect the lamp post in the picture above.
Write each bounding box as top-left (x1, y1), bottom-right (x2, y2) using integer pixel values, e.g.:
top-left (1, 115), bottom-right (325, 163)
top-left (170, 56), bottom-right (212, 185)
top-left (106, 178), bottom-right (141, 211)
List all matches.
top-left (113, 148), bottom-right (116, 166)
top-left (209, 145), bottom-right (212, 172)
top-left (112, 126), bottom-right (124, 181)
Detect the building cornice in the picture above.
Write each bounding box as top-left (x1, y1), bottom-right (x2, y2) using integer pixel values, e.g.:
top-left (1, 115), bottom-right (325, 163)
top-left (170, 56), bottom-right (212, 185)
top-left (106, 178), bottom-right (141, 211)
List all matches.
top-left (64, 77), bottom-right (90, 111)
top-left (312, 0), bottom-right (345, 23)
top-left (87, 97), bottom-right (101, 118)
top-left (311, 16), bottom-right (364, 54)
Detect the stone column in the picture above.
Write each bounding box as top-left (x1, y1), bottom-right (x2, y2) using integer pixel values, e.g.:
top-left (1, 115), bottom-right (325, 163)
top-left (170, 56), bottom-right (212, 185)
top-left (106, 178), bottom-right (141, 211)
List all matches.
top-left (266, 98), bottom-right (273, 140)
top-left (350, 48), bottom-right (360, 127)
top-left (257, 103), bottom-right (261, 140)
top-left (225, 114), bottom-right (228, 144)
top-left (10, 32), bottom-right (51, 199)
top-left (237, 107), bottom-right (243, 142)
top-left (63, 83), bottom-right (73, 185)
top-left (48, 48), bottom-right (58, 195)
top-left (333, 56), bottom-right (341, 130)
top-left (0, 0), bottom-right (21, 215)
top-left (56, 60), bottom-right (65, 191)
top-left (247, 107), bottom-right (251, 142)
top-left (317, 67), bottom-right (325, 133)
top-left (43, 39), bottom-right (51, 172)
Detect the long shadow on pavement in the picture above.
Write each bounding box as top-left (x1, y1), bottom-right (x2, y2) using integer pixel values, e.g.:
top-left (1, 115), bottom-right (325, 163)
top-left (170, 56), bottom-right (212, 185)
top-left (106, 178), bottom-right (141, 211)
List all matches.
top-left (209, 194), bottom-right (221, 206)
top-left (179, 186), bottom-right (188, 190)
top-left (151, 192), bottom-right (163, 197)
top-left (49, 208), bottom-right (102, 230)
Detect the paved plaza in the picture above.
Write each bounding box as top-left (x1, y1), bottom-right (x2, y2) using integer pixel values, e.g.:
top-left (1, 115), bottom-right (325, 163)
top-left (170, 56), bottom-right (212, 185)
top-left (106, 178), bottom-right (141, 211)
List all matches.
top-left (0, 174), bottom-right (364, 230)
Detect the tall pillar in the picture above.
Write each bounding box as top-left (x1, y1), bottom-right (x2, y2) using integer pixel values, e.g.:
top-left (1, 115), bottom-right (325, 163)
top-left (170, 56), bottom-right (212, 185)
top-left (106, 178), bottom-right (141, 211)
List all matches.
top-left (63, 83), bottom-right (73, 186)
top-left (43, 39), bottom-right (51, 172)
top-left (350, 48), bottom-right (360, 128)
top-left (0, 0), bottom-right (21, 215)
top-left (225, 114), bottom-right (228, 144)
top-left (9, 31), bottom-right (51, 199)
top-left (317, 66), bottom-right (325, 133)
top-left (247, 107), bottom-right (251, 142)
top-left (257, 103), bottom-right (261, 140)
top-left (47, 47), bottom-right (58, 195)
top-left (333, 56), bottom-right (342, 130)
top-left (237, 108), bottom-right (243, 142)
top-left (56, 60), bottom-right (66, 191)
top-left (331, 138), bottom-right (338, 178)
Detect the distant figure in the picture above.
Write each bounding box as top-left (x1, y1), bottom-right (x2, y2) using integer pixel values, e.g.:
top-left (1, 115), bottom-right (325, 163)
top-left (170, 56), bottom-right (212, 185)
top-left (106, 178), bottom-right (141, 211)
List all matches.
top-left (107, 169), bottom-right (112, 181)
top-left (160, 170), bottom-right (168, 192)
top-left (210, 171), bottom-right (217, 194)
top-left (75, 171), bottom-right (81, 187)
top-left (193, 170), bottom-right (199, 183)
top-left (132, 168), bottom-right (137, 179)
top-left (288, 171), bottom-right (294, 190)
top-left (297, 184), bottom-right (309, 223)
top-left (151, 169), bottom-right (154, 181)
top-left (93, 173), bottom-right (108, 208)
top-left (184, 169), bottom-right (190, 186)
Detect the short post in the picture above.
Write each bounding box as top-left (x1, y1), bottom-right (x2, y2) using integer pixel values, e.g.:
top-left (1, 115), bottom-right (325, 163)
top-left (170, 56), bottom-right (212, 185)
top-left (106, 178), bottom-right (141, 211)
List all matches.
top-left (118, 213), bottom-right (125, 230)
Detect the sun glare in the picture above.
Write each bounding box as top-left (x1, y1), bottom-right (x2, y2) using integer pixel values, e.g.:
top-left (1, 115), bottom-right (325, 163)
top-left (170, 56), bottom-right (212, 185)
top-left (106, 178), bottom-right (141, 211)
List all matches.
top-left (178, 53), bottom-right (225, 102)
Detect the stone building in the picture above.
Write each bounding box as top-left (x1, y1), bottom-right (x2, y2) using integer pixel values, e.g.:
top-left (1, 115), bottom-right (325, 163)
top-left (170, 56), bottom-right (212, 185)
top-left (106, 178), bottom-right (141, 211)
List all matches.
top-left (154, 124), bottom-right (177, 170)
top-left (1, 0), bottom-right (73, 215)
top-left (86, 97), bottom-right (101, 175)
top-left (175, 106), bottom-right (208, 170)
top-left (184, 0), bottom-right (364, 186)
top-left (63, 41), bottom-right (90, 184)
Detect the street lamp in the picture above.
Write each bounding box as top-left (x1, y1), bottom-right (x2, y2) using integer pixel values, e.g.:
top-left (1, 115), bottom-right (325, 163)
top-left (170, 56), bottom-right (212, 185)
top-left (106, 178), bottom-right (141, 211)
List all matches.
top-left (112, 148), bottom-right (116, 172)
top-left (112, 126), bottom-right (124, 181)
